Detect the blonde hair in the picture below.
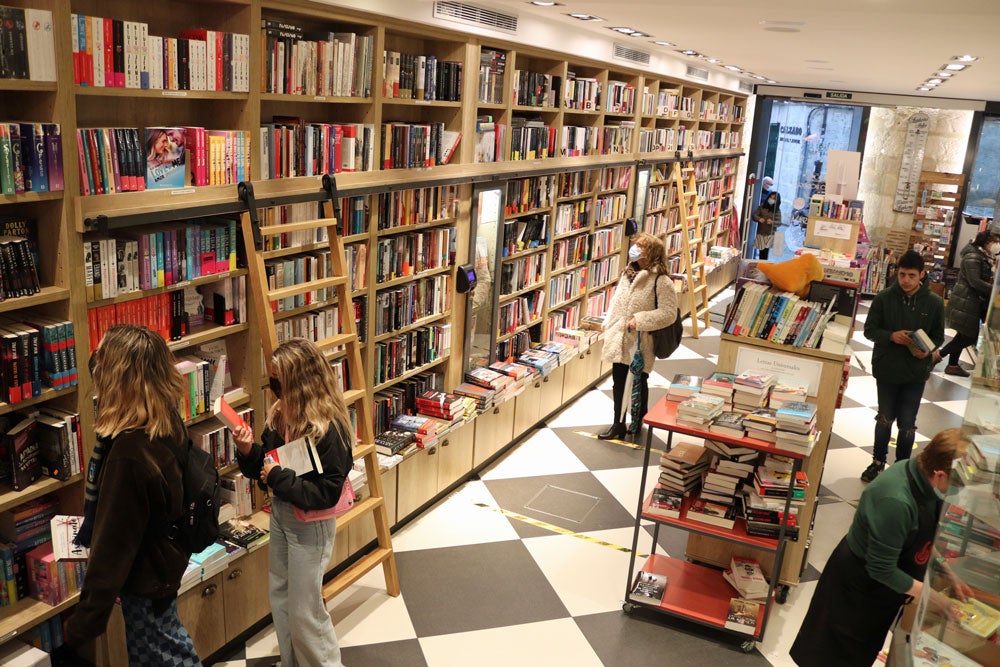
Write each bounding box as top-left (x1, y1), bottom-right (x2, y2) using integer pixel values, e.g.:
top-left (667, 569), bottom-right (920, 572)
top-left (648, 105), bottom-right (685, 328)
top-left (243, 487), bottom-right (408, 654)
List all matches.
top-left (93, 324), bottom-right (186, 440)
top-left (633, 232), bottom-right (669, 274)
top-left (265, 338), bottom-right (353, 450)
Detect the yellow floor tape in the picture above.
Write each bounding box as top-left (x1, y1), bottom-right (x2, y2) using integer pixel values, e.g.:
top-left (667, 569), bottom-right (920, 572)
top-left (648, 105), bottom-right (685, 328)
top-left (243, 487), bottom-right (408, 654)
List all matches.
top-left (473, 501), bottom-right (648, 557)
top-left (572, 429), bottom-right (666, 455)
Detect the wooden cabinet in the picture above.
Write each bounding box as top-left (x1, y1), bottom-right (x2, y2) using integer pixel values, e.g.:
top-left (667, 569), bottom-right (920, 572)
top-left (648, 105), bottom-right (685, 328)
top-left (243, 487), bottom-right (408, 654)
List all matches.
top-left (537, 366), bottom-right (566, 418)
top-left (348, 469), bottom-right (398, 555)
top-left (178, 573), bottom-right (227, 659)
top-left (222, 546), bottom-right (271, 641)
top-left (437, 421), bottom-right (475, 493)
top-left (513, 380), bottom-right (543, 438)
top-left (396, 446), bottom-right (441, 519)
top-left (473, 401), bottom-right (515, 467)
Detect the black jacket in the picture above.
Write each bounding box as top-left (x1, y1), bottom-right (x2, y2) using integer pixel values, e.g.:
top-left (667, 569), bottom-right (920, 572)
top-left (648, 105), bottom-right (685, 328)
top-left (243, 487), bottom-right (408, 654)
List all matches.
top-left (946, 242), bottom-right (994, 338)
top-left (65, 428), bottom-right (190, 645)
top-left (864, 279), bottom-right (944, 384)
top-left (237, 422), bottom-right (352, 511)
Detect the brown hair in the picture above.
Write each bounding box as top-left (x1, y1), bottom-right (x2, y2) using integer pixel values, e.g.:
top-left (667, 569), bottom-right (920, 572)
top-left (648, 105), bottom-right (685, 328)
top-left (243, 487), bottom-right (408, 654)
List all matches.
top-left (265, 338), bottom-right (353, 450)
top-left (92, 324), bottom-right (186, 440)
top-left (916, 428), bottom-right (969, 477)
top-left (632, 232), bottom-right (669, 274)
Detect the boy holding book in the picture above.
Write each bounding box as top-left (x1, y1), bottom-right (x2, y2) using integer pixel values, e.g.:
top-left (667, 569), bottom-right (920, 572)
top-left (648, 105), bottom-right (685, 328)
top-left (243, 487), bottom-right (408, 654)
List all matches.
top-left (860, 251), bottom-right (944, 483)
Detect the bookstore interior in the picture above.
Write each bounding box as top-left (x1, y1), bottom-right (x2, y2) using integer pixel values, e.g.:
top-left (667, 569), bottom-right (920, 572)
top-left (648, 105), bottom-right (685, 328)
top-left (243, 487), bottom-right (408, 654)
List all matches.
top-left (0, 0), bottom-right (999, 665)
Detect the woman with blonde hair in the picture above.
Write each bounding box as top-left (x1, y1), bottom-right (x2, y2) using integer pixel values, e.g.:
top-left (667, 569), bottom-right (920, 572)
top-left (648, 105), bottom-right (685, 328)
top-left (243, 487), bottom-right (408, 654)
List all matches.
top-left (598, 232), bottom-right (679, 440)
top-left (64, 324), bottom-right (201, 665)
top-left (233, 337), bottom-right (354, 667)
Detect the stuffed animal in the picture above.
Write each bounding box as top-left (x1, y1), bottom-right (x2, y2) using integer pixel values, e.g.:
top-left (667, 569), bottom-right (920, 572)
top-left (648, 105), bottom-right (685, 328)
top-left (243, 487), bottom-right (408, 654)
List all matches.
top-left (758, 253), bottom-right (825, 298)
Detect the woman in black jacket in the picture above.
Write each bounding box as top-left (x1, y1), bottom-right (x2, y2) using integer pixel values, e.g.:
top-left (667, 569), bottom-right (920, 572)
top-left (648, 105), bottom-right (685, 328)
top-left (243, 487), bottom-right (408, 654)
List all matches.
top-left (233, 338), bottom-right (354, 667)
top-left (937, 231), bottom-right (999, 376)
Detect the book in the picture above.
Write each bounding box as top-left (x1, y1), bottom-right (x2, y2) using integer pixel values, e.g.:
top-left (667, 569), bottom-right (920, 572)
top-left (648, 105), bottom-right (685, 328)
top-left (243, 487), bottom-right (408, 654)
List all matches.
top-left (3, 416), bottom-right (40, 492)
top-left (145, 127), bottom-right (186, 189)
top-left (213, 396), bottom-right (248, 432)
top-left (686, 496), bottom-right (737, 529)
top-left (49, 515), bottom-right (88, 560)
top-left (646, 487), bottom-right (683, 519)
top-left (952, 598), bottom-right (1000, 639)
top-left (909, 328), bottom-right (937, 354)
top-left (629, 569), bottom-right (667, 604)
top-left (724, 597), bottom-right (761, 635)
top-left (661, 440), bottom-right (708, 468)
top-left (265, 436), bottom-right (323, 476)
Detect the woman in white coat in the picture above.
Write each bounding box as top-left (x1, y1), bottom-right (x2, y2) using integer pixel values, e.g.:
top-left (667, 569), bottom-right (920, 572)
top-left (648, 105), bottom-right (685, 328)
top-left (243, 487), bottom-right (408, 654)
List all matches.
top-left (598, 232), bottom-right (679, 439)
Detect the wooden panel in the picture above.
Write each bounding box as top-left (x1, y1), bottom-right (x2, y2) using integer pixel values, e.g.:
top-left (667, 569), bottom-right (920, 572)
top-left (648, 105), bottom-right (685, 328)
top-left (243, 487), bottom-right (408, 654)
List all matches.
top-left (537, 366), bottom-right (566, 419)
top-left (223, 546), bottom-right (271, 641)
top-left (513, 381), bottom-right (542, 438)
top-left (562, 351), bottom-right (591, 400)
top-left (348, 469), bottom-right (398, 552)
top-left (396, 447), bottom-right (441, 519)
top-left (177, 573), bottom-right (227, 659)
top-left (437, 421), bottom-right (475, 493)
top-left (473, 400), bottom-right (515, 467)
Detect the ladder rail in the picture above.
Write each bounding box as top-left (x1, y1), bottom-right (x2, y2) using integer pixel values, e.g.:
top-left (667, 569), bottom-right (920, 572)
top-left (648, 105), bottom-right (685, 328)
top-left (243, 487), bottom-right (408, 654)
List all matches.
top-left (671, 161), bottom-right (712, 338)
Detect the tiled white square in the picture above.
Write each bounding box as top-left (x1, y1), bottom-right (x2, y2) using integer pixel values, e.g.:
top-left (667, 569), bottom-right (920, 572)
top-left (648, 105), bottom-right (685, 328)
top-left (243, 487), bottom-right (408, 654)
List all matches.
top-left (329, 566), bottom-right (419, 648)
top-left (849, 350), bottom-right (873, 374)
top-left (821, 447), bottom-right (877, 502)
top-left (243, 624), bottom-right (280, 659)
top-left (935, 400), bottom-right (968, 416)
top-left (419, 618), bottom-right (604, 667)
top-left (546, 390), bottom-right (615, 428)
top-left (480, 428), bottom-right (589, 480)
top-left (807, 501), bottom-right (856, 571)
top-left (665, 343), bottom-right (705, 360)
top-left (757, 580), bottom-right (818, 667)
top-left (842, 375), bottom-right (879, 407)
top-left (831, 406), bottom-right (877, 446)
top-left (645, 369), bottom-right (673, 389)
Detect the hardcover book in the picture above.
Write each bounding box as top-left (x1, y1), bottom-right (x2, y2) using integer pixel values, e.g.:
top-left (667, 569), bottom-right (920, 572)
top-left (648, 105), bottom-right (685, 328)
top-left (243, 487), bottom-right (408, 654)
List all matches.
top-left (3, 416), bottom-right (40, 492)
top-left (213, 396), bottom-right (248, 432)
top-left (724, 597), bottom-right (761, 635)
top-left (50, 515), bottom-right (89, 560)
top-left (629, 570), bottom-right (667, 604)
top-left (646, 487), bottom-right (683, 519)
top-left (145, 127), bottom-right (186, 189)
top-left (266, 436), bottom-right (323, 476)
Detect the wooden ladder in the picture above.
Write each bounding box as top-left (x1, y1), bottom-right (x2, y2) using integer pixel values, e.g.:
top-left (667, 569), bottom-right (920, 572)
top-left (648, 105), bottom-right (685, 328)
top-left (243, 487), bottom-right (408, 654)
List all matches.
top-left (237, 176), bottom-right (400, 602)
top-left (671, 160), bottom-right (711, 338)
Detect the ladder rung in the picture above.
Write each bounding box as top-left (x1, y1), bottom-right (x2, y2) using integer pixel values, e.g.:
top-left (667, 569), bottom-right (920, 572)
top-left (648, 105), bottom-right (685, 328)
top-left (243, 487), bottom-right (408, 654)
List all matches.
top-left (258, 218), bottom-right (337, 236)
top-left (315, 332), bottom-right (357, 351)
top-left (681, 167), bottom-right (695, 172)
top-left (692, 284), bottom-right (707, 293)
top-left (683, 190), bottom-right (697, 197)
top-left (342, 388), bottom-right (366, 405)
top-left (695, 306), bottom-right (711, 317)
top-left (333, 495), bottom-right (383, 534)
top-left (686, 214), bottom-right (700, 221)
top-left (268, 275), bottom-right (348, 302)
top-left (690, 261), bottom-right (704, 270)
top-left (323, 546), bottom-right (394, 601)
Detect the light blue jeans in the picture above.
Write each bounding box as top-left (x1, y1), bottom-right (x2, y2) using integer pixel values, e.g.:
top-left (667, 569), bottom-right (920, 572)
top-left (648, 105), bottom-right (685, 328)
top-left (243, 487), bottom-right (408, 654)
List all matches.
top-left (269, 497), bottom-right (342, 666)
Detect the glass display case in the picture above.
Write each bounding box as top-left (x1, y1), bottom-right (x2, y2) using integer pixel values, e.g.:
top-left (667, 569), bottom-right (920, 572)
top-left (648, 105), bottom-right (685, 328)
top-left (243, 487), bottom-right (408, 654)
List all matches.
top-left (900, 267), bottom-right (1000, 667)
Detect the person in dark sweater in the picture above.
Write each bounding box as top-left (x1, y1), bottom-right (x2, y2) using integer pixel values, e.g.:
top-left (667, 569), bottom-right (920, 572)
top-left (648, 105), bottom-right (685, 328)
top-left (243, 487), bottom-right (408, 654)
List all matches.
top-left (64, 324), bottom-right (200, 665)
top-left (791, 428), bottom-right (972, 667)
top-left (861, 250), bottom-right (944, 483)
top-left (936, 230), bottom-right (999, 376)
top-left (233, 338), bottom-right (354, 667)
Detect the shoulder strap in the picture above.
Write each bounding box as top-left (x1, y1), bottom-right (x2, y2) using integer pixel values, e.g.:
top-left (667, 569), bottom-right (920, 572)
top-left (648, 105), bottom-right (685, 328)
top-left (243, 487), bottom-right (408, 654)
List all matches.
top-left (654, 273), bottom-right (660, 309)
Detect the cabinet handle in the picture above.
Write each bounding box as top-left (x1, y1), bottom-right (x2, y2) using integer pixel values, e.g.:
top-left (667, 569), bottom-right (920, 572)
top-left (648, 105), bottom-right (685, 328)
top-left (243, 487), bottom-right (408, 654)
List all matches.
top-left (493, 407), bottom-right (500, 414)
top-left (586, 349), bottom-right (591, 355)
top-left (228, 568), bottom-right (243, 580)
top-left (428, 447), bottom-right (437, 455)
top-left (441, 439), bottom-right (450, 447)
top-left (534, 381), bottom-right (541, 388)
top-left (543, 376), bottom-right (549, 383)
top-left (202, 583), bottom-right (218, 597)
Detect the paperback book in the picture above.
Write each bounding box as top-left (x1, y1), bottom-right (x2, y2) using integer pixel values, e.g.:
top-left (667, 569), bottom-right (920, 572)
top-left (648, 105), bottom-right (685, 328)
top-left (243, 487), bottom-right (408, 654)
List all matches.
top-left (629, 570), bottom-right (668, 604)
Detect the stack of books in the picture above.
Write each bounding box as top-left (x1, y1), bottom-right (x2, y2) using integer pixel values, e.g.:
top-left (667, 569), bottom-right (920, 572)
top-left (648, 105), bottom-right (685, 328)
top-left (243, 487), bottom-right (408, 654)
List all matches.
top-left (465, 367), bottom-right (514, 403)
top-left (391, 413), bottom-right (441, 449)
top-left (686, 495), bottom-right (738, 529)
top-left (723, 555), bottom-right (769, 600)
top-left (488, 361), bottom-right (531, 400)
top-left (536, 341), bottom-right (574, 366)
top-left (667, 374), bottom-right (702, 401)
top-left (657, 440), bottom-right (708, 496)
top-left (701, 467), bottom-right (744, 507)
top-left (819, 320), bottom-right (852, 354)
top-left (645, 486), bottom-right (683, 520)
top-left (709, 412), bottom-right (745, 438)
top-left (753, 455), bottom-right (808, 504)
top-left (775, 401), bottom-right (819, 454)
top-left (190, 542), bottom-right (229, 582)
top-left (733, 370), bottom-right (775, 411)
top-left (710, 445), bottom-right (758, 482)
top-left (704, 438), bottom-right (759, 465)
top-left (742, 487), bottom-right (799, 541)
top-left (702, 372), bottom-right (735, 409)
top-left (219, 519), bottom-right (269, 553)
top-left (675, 393), bottom-right (725, 429)
top-left (516, 348), bottom-right (557, 376)
top-left (743, 408), bottom-right (778, 443)
top-left (415, 390), bottom-right (465, 421)
top-left (453, 381), bottom-right (496, 412)
top-left (768, 381), bottom-right (807, 409)
top-left (374, 430), bottom-right (416, 456)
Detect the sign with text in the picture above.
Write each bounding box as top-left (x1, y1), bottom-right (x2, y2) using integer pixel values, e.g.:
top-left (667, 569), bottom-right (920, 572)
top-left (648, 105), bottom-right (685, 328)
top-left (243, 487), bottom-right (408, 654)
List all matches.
top-left (813, 219), bottom-right (855, 240)
top-left (735, 346), bottom-right (824, 397)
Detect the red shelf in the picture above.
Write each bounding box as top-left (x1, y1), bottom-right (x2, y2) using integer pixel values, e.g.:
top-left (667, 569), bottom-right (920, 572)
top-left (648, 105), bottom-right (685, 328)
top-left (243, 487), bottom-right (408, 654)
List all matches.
top-left (633, 553), bottom-right (766, 639)
top-left (643, 398), bottom-right (807, 459)
top-left (641, 493), bottom-right (779, 552)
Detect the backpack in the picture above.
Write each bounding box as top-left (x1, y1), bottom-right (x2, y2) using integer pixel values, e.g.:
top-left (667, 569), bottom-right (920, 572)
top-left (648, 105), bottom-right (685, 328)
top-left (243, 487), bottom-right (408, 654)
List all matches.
top-left (166, 438), bottom-right (221, 554)
top-left (651, 274), bottom-right (684, 359)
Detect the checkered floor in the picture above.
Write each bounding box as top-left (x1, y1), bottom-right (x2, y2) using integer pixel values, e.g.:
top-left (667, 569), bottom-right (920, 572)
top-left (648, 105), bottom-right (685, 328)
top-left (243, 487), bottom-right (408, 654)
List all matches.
top-left (212, 290), bottom-right (973, 667)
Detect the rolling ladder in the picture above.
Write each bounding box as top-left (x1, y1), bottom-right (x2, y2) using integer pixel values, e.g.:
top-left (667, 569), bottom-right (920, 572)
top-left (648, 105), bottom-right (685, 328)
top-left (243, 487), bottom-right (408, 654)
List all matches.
top-left (671, 160), bottom-right (711, 338)
top-left (237, 175), bottom-right (400, 602)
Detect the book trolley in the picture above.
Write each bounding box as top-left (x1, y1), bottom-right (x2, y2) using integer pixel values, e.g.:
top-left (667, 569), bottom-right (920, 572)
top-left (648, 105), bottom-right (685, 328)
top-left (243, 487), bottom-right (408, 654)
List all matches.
top-left (623, 399), bottom-right (805, 652)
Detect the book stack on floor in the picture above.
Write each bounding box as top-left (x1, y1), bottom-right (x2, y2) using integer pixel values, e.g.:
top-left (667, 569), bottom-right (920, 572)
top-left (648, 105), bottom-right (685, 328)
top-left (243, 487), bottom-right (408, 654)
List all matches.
top-left (774, 401), bottom-right (819, 455)
top-left (767, 380), bottom-right (807, 410)
top-left (724, 555), bottom-right (769, 600)
top-left (657, 440), bottom-right (708, 496)
top-left (742, 486), bottom-right (799, 542)
top-left (0, 495), bottom-right (59, 605)
top-left (702, 372), bottom-right (735, 410)
top-left (753, 455), bottom-right (808, 510)
top-left (392, 413), bottom-right (441, 449)
top-left (667, 374), bottom-right (702, 401)
top-left (675, 393), bottom-right (725, 430)
top-left (733, 369), bottom-right (775, 411)
top-left (742, 408), bottom-right (778, 443)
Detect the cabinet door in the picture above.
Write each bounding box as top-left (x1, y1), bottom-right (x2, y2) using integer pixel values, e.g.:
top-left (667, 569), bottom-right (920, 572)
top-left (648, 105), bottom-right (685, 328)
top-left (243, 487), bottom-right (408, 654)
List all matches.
top-left (437, 421), bottom-right (475, 493)
top-left (396, 446), bottom-right (440, 519)
top-left (562, 351), bottom-right (590, 400)
top-left (512, 381), bottom-right (542, 438)
top-left (223, 546), bottom-right (271, 642)
top-left (177, 573), bottom-right (226, 659)
top-left (473, 400), bottom-right (515, 467)
top-left (348, 468), bottom-right (398, 554)
top-left (537, 366), bottom-right (566, 419)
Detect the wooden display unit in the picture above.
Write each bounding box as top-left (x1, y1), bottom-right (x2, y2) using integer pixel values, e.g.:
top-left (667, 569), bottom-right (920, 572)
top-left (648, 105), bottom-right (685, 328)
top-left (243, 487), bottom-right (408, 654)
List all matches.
top-left (908, 171), bottom-right (965, 272)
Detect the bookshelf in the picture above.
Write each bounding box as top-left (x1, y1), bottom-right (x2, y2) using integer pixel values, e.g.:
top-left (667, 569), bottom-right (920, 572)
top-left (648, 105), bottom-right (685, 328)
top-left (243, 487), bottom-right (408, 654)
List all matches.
top-left (908, 171), bottom-right (965, 282)
top-left (0, 0), bottom-right (748, 658)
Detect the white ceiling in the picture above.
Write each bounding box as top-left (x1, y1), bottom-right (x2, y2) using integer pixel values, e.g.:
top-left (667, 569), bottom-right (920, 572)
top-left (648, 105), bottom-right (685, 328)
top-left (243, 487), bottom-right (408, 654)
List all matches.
top-left (488, 0), bottom-right (1000, 102)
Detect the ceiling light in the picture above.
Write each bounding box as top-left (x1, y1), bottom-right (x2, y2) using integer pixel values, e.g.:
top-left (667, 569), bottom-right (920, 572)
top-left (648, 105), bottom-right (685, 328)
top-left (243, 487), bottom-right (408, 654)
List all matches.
top-left (766, 80), bottom-right (776, 84)
top-left (567, 13), bottom-right (603, 21)
top-left (610, 26), bottom-right (635, 33)
top-left (724, 65), bottom-right (742, 72)
top-left (750, 75), bottom-right (766, 80)
top-left (765, 27), bottom-right (801, 33)
top-left (926, 78), bottom-right (943, 84)
top-left (652, 41), bottom-right (675, 46)
top-left (952, 55), bottom-right (978, 62)
top-left (627, 32), bottom-right (649, 38)
top-left (944, 63), bottom-right (968, 71)
top-left (917, 87), bottom-right (932, 92)
top-left (705, 58), bottom-right (721, 64)
top-left (528, 1), bottom-right (560, 5)
top-left (936, 72), bottom-right (953, 77)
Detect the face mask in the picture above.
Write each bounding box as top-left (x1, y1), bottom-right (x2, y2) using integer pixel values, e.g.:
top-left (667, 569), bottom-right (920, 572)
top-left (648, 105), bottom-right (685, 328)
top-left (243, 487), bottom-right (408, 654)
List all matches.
top-left (628, 244), bottom-right (642, 262)
top-left (269, 376), bottom-right (282, 398)
top-left (990, 243), bottom-right (1000, 256)
top-left (933, 486), bottom-right (946, 501)
top-left (767, 198), bottom-right (776, 206)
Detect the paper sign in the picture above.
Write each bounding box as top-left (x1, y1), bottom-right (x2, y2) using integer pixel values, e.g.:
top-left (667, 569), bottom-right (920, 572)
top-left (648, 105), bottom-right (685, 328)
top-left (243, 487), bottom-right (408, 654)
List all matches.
top-left (813, 219), bottom-right (854, 240)
top-left (735, 346), bottom-right (824, 397)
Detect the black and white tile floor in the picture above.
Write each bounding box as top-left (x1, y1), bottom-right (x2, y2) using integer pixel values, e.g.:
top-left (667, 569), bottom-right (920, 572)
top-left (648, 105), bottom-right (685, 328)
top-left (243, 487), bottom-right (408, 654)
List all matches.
top-left (215, 289), bottom-right (972, 667)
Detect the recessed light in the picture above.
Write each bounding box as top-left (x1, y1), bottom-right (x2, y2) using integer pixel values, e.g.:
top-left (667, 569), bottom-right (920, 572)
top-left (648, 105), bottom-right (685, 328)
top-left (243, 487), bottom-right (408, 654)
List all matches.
top-left (627, 32), bottom-right (650, 38)
top-left (926, 78), bottom-right (943, 84)
top-left (705, 58), bottom-right (721, 64)
top-left (679, 49), bottom-right (700, 56)
top-left (652, 41), bottom-right (675, 47)
top-left (567, 13), bottom-right (604, 21)
top-left (528, 1), bottom-right (560, 5)
top-left (917, 87), bottom-right (932, 91)
top-left (952, 55), bottom-right (978, 62)
top-left (750, 75), bottom-right (766, 80)
top-left (936, 72), bottom-right (953, 77)
top-left (610, 26), bottom-right (635, 33)
top-left (944, 63), bottom-right (968, 71)
top-left (724, 65), bottom-right (742, 72)
top-left (765, 80), bottom-right (776, 84)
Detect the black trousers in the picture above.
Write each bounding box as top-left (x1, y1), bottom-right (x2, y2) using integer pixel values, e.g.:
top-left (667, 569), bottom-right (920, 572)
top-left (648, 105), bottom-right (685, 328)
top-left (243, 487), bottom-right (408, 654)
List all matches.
top-left (611, 362), bottom-right (648, 426)
top-left (938, 331), bottom-right (977, 365)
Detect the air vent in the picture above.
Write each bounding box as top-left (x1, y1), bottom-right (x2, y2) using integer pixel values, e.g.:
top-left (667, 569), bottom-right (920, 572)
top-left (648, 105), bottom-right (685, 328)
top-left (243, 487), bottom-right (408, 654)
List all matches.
top-left (685, 65), bottom-right (709, 82)
top-left (612, 43), bottom-right (651, 67)
top-left (739, 80), bottom-right (754, 93)
top-left (433, 1), bottom-right (518, 34)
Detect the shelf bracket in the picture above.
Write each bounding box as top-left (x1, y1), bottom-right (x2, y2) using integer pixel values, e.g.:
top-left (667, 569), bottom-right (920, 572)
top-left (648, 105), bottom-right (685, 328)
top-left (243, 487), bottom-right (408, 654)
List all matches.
top-left (238, 181), bottom-right (263, 251)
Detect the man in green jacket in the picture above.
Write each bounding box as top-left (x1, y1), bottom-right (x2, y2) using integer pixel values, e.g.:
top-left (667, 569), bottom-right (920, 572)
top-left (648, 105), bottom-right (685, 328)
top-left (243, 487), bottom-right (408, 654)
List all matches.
top-left (861, 250), bottom-right (944, 482)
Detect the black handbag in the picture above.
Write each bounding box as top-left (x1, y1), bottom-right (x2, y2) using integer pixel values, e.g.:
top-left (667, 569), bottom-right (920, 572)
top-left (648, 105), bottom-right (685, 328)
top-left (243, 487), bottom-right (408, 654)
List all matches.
top-left (650, 274), bottom-right (683, 359)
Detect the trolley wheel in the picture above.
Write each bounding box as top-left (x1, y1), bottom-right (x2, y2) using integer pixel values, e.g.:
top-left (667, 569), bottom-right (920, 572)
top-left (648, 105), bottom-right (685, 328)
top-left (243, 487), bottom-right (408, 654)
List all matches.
top-left (740, 640), bottom-right (756, 654)
top-left (776, 584), bottom-right (790, 604)
top-left (622, 602), bottom-right (636, 614)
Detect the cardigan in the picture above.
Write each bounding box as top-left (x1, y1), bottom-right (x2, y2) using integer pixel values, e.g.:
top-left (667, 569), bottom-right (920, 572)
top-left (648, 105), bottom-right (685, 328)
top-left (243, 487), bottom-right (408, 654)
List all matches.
top-left (601, 266), bottom-right (678, 373)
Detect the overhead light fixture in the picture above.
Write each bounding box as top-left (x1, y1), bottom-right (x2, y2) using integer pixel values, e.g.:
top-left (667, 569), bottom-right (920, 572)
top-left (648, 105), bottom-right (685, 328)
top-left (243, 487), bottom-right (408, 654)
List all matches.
top-left (944, 63), bottom-right (968, 71)
top-left (705, 58), bottom-right (721, 64)
top-left (528, 1), bottom-right (561, 5)
top-left (679, 49), bottom-right (699, 56)
top-left (926, 78), bottom-right (943, 84)
top-left (766, 80), bottom-right (776, 84)
top-left (936, 71), bottom-right (953, 77)
top-left (627, 32), bottom-right (650, 38)
top-left (952, 55), bottom-right (978, 62)
top-left (567, 13), bottom-right (604, 21)
top-left (917, 87), bottom-right (932, 91)
top-left (652, 40), bottom-right (675, 46)
top-left (610, 26), bottom-right (635, 33)
top-left (750, 75), bottom-right (766, 80)
top-left (724, 65), bottom-right (743, 72)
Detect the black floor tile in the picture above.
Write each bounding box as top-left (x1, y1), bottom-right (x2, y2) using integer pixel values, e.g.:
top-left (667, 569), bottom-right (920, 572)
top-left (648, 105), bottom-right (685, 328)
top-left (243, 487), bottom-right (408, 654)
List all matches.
top-left (826, 433), bottom-right (858, 450)
top-left (550, 426), bottom-right (649, 470)
top-left (921, 374), bottom-right (972, 403)
top-left (394, 541), bottom-right (569, 637)
top-left (642, 522), bottom-right (691, 559)
top-left (342, 639), bottom-right (428, 667)
top-left (915, 402), bottom-right (965, 437)
top-left (798, 562), bottom-right (822, 584)
top-left (575, 610), bottom-right (769, 667)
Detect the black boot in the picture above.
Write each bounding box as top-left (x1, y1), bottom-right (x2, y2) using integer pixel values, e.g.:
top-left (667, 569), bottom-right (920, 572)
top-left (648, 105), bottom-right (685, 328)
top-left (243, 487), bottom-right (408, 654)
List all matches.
top-left (598, 423), bottom-right (626, 440)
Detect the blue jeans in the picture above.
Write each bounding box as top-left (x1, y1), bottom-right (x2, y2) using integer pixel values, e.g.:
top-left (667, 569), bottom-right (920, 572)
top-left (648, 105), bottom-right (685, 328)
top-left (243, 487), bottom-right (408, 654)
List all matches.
top-left (873, 380), bottom-right (924, 464)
